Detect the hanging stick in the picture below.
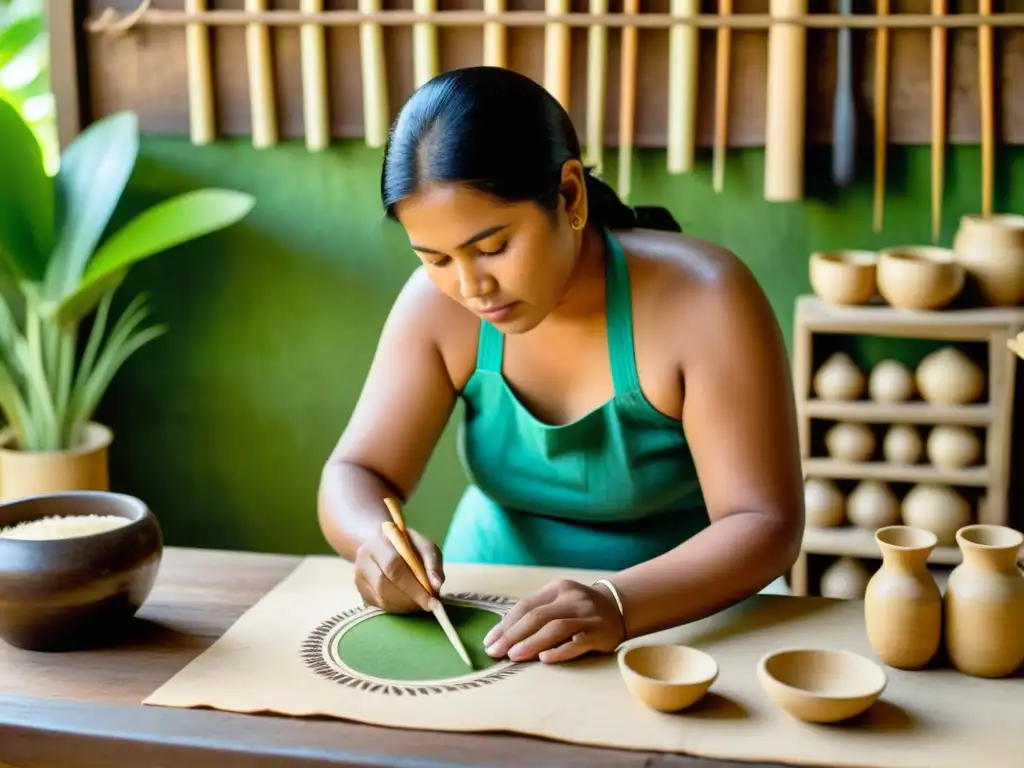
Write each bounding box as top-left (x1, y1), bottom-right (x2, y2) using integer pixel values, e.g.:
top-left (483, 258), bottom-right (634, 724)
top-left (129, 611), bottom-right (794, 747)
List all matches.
top-left (764, 0), bottom-right (807, 201)
top-left (482, 0), bottom-right (506, 67)
top-left (584, 0), bottom-right (608, 174)
top-left (667, 0), bottom-right (699, 174)
top-left (245, 0), bottom-right (277, 148)
top-left (617, 0), bottom-right (640, 202)
top-left (413, 0), bottom-right (439, 87)
top-left (712, 0), bottom-right (733, 192)
top-left (544, 0), bottom-right (572, 110)
top-left (184, 0), bottom-right (215, 145)
top-left (979, 0), bottom-right (994, 217)
top-left (300, 0), bottom-right (330, 151)
top-left (930, 0), bottom-right (947, 242)
top-left (873, 0), bottom-right (889, 231)
top-left (359, 0), bottom-right (390, 148)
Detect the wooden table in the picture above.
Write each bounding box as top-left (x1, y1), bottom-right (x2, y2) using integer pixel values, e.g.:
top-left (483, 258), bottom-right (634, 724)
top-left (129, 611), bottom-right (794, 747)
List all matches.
top-left (0, 546), bottom-right (815, 768)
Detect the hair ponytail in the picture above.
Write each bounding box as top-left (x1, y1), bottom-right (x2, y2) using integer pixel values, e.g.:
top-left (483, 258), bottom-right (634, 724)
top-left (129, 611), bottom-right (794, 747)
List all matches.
top-left (582, 168), bottom-right (681, 233)
top-left (381, 66), bottom-right (682, 235)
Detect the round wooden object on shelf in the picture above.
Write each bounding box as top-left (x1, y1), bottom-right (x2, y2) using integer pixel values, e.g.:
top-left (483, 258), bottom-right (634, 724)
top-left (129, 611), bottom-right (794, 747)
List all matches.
top-left (883, 425), bottom-right (923, 465)
top-left (804, 478), bottom-right (845, 527)
top-left (926, 425), bottom-right (982, 469)
top-left (820, 557), bottom-right (871, 600)
top-left (901, 484), bottom-right (972, 546)
top-left (847, 480), bottom-right (900, 531)
top-left (808, 250), bottom-right (878, 306)
top-left (876, 246), bottom-right (965, 310)
top-left (868, 359), bottom-right (915, 403)
top-left (952, 214), bottom-right (1024, 307)
top-left (916, 348), bottom-right (985, 405)
top-left (812, 352), bottom-right (864, 401)
top-left (825, 422), bottom-right (876, 462)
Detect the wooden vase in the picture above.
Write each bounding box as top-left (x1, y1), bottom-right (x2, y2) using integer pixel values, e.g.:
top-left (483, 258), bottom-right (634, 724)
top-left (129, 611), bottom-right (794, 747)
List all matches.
top-left (0, 423), bottom-right (113, 501)
top-left (945, 524), bottom-right (1024, 678)
top-left (864, 525), bottom-right (942, 670)
top-left (952, 214), bottom-right (1024, 307)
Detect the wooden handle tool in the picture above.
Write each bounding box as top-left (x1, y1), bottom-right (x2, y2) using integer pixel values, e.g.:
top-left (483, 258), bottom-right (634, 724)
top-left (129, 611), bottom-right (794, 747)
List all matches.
top-left (931, 0), bottom-right (947, 243)
top-left (873, 0), bottom-right (890, 231)
top-left (381, 499), bottom-right (472, 668)
top-left (979, 0), bottom-right (994, 217)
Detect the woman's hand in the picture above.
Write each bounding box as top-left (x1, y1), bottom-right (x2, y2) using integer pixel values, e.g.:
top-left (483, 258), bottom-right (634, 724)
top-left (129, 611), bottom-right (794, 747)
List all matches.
top-left (482, 579), bottom-right (627, 664)
top-left (354, 527), bottom-right (445, 613)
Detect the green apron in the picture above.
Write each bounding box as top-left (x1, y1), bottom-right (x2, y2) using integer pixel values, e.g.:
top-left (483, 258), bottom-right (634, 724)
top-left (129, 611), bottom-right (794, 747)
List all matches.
top-left (443, 227), bottom-right (714, 572)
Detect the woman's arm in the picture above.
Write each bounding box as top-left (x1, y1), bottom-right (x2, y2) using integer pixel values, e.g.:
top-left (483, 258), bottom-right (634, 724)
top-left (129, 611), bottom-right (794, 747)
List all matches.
top-left (606, 247), bottom-right (805, 637)
top-left (482, 244), bottom-right (804, 662)
top-left (318, 268), bottom-right (461, 609)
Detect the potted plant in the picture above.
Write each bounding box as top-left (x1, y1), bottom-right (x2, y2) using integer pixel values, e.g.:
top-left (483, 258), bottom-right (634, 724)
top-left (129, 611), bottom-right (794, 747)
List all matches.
top-left (0, 98), bottom-right (255, 499)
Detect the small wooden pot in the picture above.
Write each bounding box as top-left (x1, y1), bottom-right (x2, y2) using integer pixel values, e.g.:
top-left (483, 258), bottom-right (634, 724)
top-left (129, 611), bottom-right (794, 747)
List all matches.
top-left (808, 250), bottom-right (878, 306)
top-left (0, 491), bottom-right (163, 651)
top-left (0, 422), bottom-right (113, 501)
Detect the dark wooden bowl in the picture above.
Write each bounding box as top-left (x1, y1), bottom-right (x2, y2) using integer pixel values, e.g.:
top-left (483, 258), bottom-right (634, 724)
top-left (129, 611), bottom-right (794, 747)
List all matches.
top-left (0, 491), bottom-right (163, 652)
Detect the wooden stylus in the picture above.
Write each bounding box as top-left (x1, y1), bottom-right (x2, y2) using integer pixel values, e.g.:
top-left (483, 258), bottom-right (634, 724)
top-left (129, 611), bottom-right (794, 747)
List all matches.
top-left (382, 498), bottom-right (472, 667)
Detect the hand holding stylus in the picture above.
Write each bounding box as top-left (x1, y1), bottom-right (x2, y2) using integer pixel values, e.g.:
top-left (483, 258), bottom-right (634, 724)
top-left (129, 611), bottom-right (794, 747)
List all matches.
top-left (353, 503), bottom-right (444, 614)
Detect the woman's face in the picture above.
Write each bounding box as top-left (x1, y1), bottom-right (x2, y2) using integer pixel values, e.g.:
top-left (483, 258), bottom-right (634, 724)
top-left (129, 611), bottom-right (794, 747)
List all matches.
top-left (393, 162), bottom-right (589, 334)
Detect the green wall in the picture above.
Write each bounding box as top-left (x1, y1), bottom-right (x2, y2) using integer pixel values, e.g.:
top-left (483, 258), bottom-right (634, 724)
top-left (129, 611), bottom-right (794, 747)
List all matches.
top-left (94, 137), bottom-right (1024, 554)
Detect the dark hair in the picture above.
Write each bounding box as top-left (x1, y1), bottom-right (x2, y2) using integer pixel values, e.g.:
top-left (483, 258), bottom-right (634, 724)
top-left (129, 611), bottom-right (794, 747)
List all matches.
top-left (380, 66), bottom-right (680, 233)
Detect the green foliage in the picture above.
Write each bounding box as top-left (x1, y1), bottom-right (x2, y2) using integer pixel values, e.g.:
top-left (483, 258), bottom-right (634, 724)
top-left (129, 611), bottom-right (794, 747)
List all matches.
top-left (0, 0), bottom-right (57, 172)
top-left (0, 100), bottom-right (256, 451)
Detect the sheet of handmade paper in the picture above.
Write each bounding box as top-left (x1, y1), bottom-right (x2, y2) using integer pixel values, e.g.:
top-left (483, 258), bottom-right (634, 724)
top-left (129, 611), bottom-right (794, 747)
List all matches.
top-left (144, 555), bottom-right (1023, 767)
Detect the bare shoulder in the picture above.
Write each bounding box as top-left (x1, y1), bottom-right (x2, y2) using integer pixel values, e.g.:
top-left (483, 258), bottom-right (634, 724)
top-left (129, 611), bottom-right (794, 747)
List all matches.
top-left (618, 228), bottom-right (774, 320)
top-left (613, 228), bottom-right (783, 366)
top-left (390, 266), bottom-right (480, 390)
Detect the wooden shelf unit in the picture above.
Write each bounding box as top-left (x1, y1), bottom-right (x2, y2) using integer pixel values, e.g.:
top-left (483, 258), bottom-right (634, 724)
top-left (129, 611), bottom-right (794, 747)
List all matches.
top-left (788, 295), bottom-right (1024, 597)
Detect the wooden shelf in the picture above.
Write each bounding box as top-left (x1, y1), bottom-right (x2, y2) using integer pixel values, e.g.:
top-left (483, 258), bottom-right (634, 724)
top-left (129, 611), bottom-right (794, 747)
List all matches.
top-left (801, 458), bottom-right (990, 486)
top-left (788, 293), bottom-right (1022, 598)
top-left (801, 400), bottom-right (993, 426)
top-left (802, 526), bottom-right (962, 565)
top-left (795, 295), bottom-right (1024, 340)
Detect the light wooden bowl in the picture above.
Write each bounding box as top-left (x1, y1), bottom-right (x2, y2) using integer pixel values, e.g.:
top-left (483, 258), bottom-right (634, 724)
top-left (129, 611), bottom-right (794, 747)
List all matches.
top-left (618, 643), bottom-right (718, 712)
top-left (876, 246), bottom-right (965, 310)
top-left (757, 648), bottom-right (887, 723)
top-left (809, 250), bottom-right (879, 305)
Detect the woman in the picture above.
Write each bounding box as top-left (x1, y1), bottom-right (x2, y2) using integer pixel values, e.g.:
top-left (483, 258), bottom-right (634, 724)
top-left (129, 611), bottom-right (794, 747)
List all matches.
top-left (318, 66), bottom-right (804, 666)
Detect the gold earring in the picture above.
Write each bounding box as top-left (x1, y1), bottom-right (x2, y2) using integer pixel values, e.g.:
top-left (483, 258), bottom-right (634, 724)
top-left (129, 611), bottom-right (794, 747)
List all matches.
top-left (571, 215), bottom-right (584, 230)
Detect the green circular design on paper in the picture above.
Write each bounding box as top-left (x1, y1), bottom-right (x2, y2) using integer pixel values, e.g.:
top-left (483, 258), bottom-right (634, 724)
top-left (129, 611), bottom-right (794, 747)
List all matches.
top-left (333, 603), bottom-right (503, 681)
top-left (300, 593), bottom-right (528, 695)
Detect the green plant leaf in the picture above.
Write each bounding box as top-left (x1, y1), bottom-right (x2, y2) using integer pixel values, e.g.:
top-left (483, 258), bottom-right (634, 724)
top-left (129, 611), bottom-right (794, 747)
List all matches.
top-left (43, 110), bottom-right (139, 302)
top-left (0, 12), bottom-right (42, 69)
top-left (65, 291), bottom-right (165, 439)
top-left (49, 188), bottom-right (254, 327)
top-left (0, 94), bottom-right (51, 284)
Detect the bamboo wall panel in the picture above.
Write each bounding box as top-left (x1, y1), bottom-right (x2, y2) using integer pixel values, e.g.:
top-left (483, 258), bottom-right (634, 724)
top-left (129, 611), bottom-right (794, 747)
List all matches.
top-left (79, 0), bottom-right (1024, 148)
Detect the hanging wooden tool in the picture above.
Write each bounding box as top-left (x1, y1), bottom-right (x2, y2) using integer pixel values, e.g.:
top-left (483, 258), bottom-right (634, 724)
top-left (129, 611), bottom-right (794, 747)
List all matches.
top-left (300, 0), bottom-right (330, 151)
top-left (413, 0), bottom-right (439, 87)
top-left (359, 0), bottom-right (390, 148)
top-left (483, 0), bottom-right (507, 67)
top-left (712, 0), bottom-right (733, 193)
top-left (931, 0), bottom-right (947, 243)
top-left (831, 0), bottom-right (855, 187)
top-left (617, 0), bottom-right (640, 202)
top-left (873, 0), bottom-right (890, 232)
top-left (979, 0), bottom-right (994, 217)
top-left (764, 0), bottom-right (807, 201)
top-left (184, 0), bottom-right (215, 145)
top-left (245, 0), bottom-right (277, 148)
top-left (584, 0), bottom-right (609, 174)
top-left (544, 0), bottom-right (572, 111)
top-left (667, 0), bottom-right (699, 174)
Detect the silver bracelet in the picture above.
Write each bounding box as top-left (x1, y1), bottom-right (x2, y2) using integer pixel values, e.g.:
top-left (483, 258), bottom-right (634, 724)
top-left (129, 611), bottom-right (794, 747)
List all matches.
top-left (593, 578), bottom-right (626, 625)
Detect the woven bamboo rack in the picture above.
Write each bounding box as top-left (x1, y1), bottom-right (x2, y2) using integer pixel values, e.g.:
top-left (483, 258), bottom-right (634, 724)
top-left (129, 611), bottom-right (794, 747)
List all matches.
top-left (55, 1), bottom-right (1024, 216)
